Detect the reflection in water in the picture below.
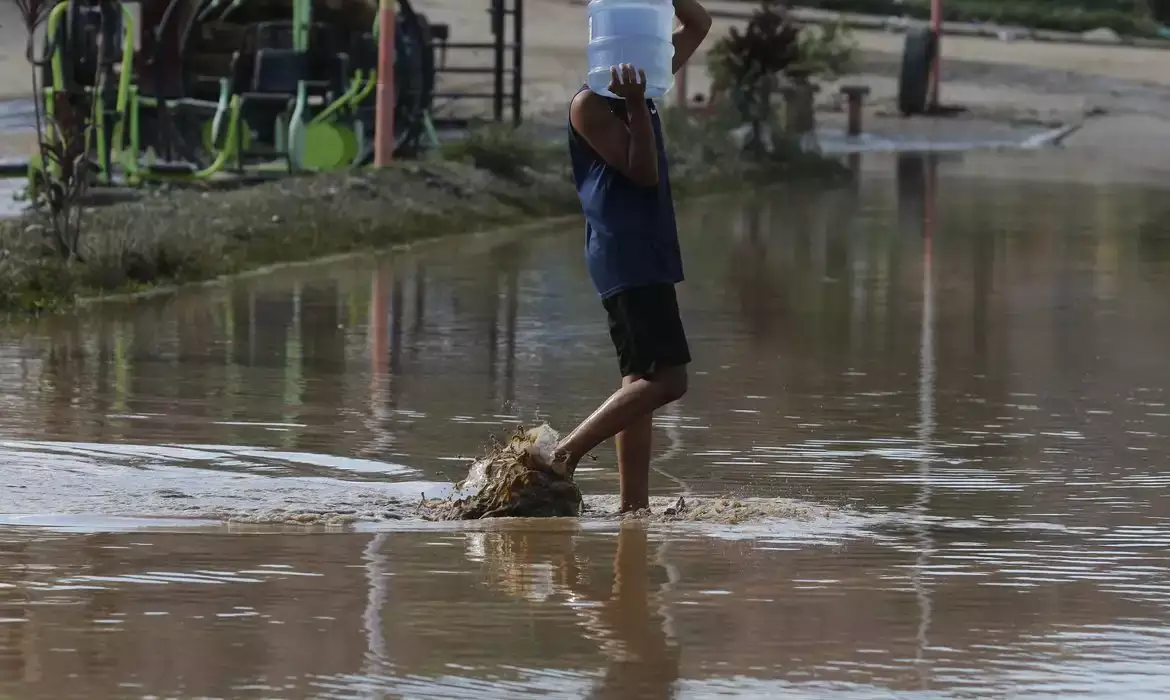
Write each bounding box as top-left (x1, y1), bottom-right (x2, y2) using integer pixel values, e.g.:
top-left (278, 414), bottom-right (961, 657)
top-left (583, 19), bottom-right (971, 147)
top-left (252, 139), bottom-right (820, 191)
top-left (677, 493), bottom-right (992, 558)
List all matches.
top-left (582, 526), bottom-right (680, 700)
top-left (0, 523), bottom-right (1169, 698)
top-left (501, 253), bottom-right (520, 406)
top-left (389, 272), bottom-right (405, 378)
top-left (651, 401), bottom-right (691, 496)
top-left (910, 154), bottom-right (938, 688)
top-left (467, 525), bottom-right (680, 699)
top-left (362, 532), bottom-right (392, 681)
top-left (0, 153), bottom-right (1168, 696)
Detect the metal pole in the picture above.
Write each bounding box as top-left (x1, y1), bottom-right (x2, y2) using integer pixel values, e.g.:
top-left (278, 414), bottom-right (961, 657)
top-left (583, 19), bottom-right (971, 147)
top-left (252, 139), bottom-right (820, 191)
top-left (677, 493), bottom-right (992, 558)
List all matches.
top-left (493, 0), bottom-right (505, 122)
top-left (512, 0), bottom-right (524, 126)
top-left (375, 0), bottom-right (397, 166)
top-left (929, 0), bottom-right (942, 108)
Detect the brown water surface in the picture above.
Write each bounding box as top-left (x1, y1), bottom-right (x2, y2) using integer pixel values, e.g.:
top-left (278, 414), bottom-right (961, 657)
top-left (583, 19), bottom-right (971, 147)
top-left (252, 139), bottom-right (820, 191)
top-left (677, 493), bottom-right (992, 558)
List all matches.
top-left (1, 152), bottom-right (1170, 697)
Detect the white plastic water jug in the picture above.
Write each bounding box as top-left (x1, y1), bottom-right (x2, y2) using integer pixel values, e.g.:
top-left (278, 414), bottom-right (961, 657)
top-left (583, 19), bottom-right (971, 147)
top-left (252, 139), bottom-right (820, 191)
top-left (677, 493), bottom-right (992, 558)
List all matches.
top-left (586, 0), bottom-right (675, 99)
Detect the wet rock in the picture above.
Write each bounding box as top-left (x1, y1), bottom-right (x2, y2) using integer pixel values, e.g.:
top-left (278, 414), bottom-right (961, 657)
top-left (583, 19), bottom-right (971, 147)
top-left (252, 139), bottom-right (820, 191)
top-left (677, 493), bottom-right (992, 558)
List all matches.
top-left (421, 425), bottom-right (581, 520)
top-left (154, 489), bottom-right (191, 499)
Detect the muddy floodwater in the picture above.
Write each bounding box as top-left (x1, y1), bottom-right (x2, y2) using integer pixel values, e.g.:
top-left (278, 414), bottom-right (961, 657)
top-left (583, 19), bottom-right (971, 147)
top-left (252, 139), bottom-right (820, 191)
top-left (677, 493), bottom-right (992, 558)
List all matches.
top-left (1, 152), bottom-right (1170, 697)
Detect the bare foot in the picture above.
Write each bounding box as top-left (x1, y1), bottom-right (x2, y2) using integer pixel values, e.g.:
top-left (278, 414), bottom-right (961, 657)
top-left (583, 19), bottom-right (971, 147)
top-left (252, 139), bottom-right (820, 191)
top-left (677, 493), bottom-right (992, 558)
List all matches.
top-left (532, 448), bottom-right (577, 478)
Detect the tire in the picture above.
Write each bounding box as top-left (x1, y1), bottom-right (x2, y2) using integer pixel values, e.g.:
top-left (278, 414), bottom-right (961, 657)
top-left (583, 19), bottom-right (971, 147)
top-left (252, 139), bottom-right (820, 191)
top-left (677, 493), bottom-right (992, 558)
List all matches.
top-left (898, 27), bottom-right (937, 117)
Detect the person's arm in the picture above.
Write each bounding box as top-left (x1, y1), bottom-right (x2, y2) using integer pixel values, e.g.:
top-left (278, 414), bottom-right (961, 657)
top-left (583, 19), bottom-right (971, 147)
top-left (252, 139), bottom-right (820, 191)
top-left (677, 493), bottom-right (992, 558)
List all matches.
top-left (570, 85), bottom-right (660, 187)
top-left (671, 0), bottom-right (712, 74)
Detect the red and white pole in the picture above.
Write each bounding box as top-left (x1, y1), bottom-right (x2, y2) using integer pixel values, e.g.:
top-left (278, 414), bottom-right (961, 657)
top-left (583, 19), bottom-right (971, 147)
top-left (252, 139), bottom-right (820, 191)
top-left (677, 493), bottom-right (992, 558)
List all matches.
top-left (374, 0), bottom-right (397, 167)
top-left (929, 0), bottom-right (942, 108)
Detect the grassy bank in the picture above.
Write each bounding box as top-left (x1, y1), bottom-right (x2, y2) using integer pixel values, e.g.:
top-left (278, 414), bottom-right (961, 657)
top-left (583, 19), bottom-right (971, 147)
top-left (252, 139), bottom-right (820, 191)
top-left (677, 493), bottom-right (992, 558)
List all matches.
top-left (0, 115), bottom-right (848, 314)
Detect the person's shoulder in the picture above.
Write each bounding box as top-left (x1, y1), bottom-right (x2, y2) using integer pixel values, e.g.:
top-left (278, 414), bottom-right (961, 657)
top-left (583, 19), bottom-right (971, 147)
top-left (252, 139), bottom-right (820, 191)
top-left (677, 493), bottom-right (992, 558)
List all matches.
top-left (572, 89), bottom-right (605, 110)
top-left (570, 90), bottom-right (611, 128)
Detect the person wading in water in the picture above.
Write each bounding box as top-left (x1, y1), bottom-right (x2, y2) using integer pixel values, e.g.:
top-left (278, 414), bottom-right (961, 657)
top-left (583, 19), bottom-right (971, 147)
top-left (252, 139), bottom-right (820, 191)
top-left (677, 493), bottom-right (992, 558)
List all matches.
top-left (542, 0), bottom-right (712, 512)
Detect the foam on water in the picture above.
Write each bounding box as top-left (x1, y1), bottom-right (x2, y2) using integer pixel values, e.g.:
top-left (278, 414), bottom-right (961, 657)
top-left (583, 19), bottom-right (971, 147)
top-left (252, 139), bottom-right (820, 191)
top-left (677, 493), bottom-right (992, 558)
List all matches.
top-left (0, 514), bottom-right (223, 533)
top-left (0, 439), bottom-right (448, 526)
top-left (582, 495), bottom-right (876, 543)
top-left (0, 439), bottom-right (876, 536)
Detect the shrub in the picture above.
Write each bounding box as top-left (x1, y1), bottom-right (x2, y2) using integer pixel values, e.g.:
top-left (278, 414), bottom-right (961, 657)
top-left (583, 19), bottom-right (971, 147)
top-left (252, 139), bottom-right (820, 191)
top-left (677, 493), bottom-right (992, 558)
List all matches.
top-left (797, 20), bottom-right (859, 77)
top-left (437, 123), bottom-right (561, 179)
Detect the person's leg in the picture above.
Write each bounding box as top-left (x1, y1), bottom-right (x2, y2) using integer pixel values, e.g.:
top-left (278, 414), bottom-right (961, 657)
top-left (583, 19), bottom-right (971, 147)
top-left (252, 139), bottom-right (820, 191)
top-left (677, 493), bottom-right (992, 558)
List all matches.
top-left (554, 366), bottom-right (685, 472)
top-left (550, 285), bottom-right (690, 493)
top-left (615, 384), bottom-right (655, 512)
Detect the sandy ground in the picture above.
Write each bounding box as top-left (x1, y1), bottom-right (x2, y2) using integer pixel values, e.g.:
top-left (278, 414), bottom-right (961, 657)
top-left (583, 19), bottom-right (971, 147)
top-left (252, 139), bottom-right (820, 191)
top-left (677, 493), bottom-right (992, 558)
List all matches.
top-left (1, 0), bottom-right (1170, 170)
top-left (0, 3), bottom-right (31, 99)
top-left (418, 0), bottom-right (1170, 113)
top-left (422, 0), bottom-right (1170, 173)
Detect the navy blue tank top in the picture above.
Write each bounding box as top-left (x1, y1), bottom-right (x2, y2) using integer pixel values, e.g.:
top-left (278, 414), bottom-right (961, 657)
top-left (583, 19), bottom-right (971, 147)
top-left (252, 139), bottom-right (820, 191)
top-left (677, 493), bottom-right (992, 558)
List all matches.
top-left (568, 88), bottom-right (683, 299)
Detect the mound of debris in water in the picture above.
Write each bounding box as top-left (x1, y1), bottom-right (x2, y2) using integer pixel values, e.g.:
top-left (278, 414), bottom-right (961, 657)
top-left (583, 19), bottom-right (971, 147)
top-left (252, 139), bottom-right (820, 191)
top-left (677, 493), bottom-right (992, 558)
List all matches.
top-left (422, 425), bottom-right (582, 520)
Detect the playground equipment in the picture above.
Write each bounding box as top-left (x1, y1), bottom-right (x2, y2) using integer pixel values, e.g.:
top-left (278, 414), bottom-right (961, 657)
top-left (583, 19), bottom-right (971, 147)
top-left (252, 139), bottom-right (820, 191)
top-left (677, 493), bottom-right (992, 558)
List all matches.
top-left (28, 0), bottom-right (441, 187)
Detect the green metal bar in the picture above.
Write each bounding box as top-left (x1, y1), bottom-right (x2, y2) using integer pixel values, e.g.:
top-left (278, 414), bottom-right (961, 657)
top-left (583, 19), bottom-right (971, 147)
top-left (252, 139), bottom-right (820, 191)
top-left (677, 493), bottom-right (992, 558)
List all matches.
top-left (41, 87), bottom-right (58, 179)
top-left (422, 112), bottom-right (440, 149)
top-left (125, 85), bottom-right (140, 184)
top-left (92, 97), bottom-right (108, 183)
top-left (352, 120), bottom-right (366, 167)
top-left (93, 3), bottom-right (135, 183)
top-left (196, 0), bottom-right (226, 22)
top-left (293, 0), bottom-right (311, 52)
top-left (210, 78), bottom-right (232, 148)
top-left (351, 69), bottom-right (378, 166)
top-left (142, 95), bottom-right (242, 180)
top-left (354, 70), bottom-right (377, 105)
top-left (287, 81), bottom-right (308, 170)
top-left (221, 0), bottom-right (247, 21)
top-left (110, 5), bottom-right (138, 158)
top-left (42, 1), bottom-right (71, 177)
top-left (192, 95), bottom-right (243, 179)
top-left (47, 2), bottom-right (69, 93)
top-left (41, 2), bottom-right (136, 182)
top-left (310, 72), bottom-right (365, 126)
top-left (96, 96), bottom-right (111, 182)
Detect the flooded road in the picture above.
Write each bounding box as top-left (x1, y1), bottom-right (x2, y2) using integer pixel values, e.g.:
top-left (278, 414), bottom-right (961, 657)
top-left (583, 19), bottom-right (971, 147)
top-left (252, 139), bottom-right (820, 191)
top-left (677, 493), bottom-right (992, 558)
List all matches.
top-left (1, 152), bottom-right (1170, 696)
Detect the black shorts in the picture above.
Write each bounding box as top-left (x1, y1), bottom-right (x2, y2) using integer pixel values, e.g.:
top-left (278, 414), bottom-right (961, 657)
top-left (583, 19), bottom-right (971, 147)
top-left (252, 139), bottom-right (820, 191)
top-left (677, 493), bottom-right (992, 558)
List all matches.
top-left (602, 284), bottom-right (691, 378)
